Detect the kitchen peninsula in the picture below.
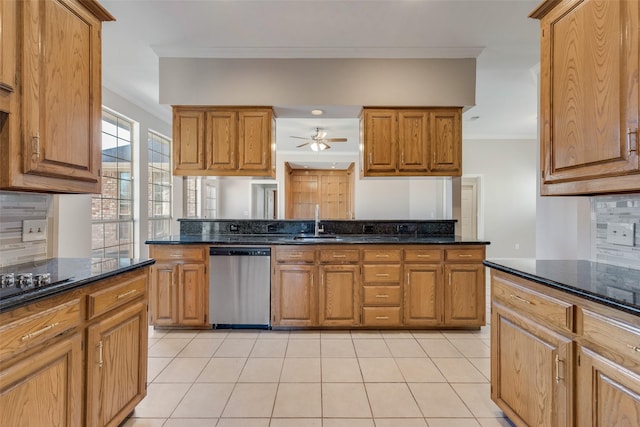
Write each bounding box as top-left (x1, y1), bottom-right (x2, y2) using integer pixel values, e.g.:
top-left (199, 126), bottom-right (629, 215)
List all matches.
top-left (146, 219), bottom-right (489, 330)
top-left (0, 258), bottom-right (154, 427)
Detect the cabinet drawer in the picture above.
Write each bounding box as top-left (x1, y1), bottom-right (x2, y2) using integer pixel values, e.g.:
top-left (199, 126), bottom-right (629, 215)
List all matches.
top-left (363, 307), bottom-right (401, 326)
top-left (363, 265), bottom-right (401, 283)
top-left (150, 245), bottom-right (207, 262)
top-left (276, 247), bottom-right (316, 263)
top-left (319, 249), bottom-right (360, 263)
top-left (0, 298), bottom-right (81, 361)
top-left (363, 249), bottom-right (402, 262)
top-left (363, 286), bottom-right (401, 305)
top-left (445, 248), bottom-right (484, 262)
top-left (404, 249), bottom-right (442, 262)
top-left (493, 276), bottom-right (574, 332)
top-left (87, 273), bottom-right (147, 319)
top-left (582, 309), bottom-right (640, 368)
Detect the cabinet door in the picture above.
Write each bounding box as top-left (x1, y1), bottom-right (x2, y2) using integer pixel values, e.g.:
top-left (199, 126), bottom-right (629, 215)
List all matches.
top-left (0, 333), bottom-right (82, 427)
top-left (429, 109), bottom-right (461, 174)
top-left (206, 110), bottom-right (237, 171)
top-left (0, 0), bottom-right (16, 95)
top-left (363, 109), bottom-right (397, 174)
top-left (319, 264), bottom-right (360, 326)
top-left (238, 110), bottom-right (271, 173)
top-left (178, 263), bottom-right (208, 326)
top-left (404, 264), bottom-right (442, 326)
top-left (320, 174), bottom-right (351, 219)
top-left (576, 346), bottom-right (640, 427)
top-left (444, 263), bottom-right (485, 326)
top-left (20, 0), bottom-right (102, 191)
top-left (398, 110), bottom-right (429, 172)
top-left (492, 303), bottom-right (573, 427)
top-left (539, 0), bottom-right (639, 193)
top-left (86, 301), bottom-right (148, 427)
top-left (273, 264), bottom-right (317, 327)
top-left (173, 109), bottom-right (205, 173)
top-left (149, 263), bottom-right (179, 326)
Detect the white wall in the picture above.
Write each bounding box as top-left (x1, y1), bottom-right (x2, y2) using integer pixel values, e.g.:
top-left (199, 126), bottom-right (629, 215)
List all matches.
top-left (463, 139), bottom-right (537, 259)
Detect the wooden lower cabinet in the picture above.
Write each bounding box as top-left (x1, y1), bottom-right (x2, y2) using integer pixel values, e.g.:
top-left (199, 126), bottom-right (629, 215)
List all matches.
top-left (492, 302), bottom-right (573, 427)
top-left (86, 301), bottom-right (148, 427)
top-left (444, 263), bottom-right (485, 327)
top-left (404, 264), bottom-right (442, 326)
top-left (319, 264), bottom-right (360, 326)
top-left (273, 264), bottom-right (317, 327)
top-left (0, 333), bottom-right (83, 427)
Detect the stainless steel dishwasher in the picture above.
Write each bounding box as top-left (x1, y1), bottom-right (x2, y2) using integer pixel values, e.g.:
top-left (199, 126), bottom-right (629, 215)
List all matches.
top-left (209, 247), bottom-right (271, 328)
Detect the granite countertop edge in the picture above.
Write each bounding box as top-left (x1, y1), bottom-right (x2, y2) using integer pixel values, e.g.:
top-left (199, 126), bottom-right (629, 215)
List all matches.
top-left (0, 258), bottom-right (156, 312)
top-left (145, 235), bottom-right (490, 245)
top-left (484, 259), bottom-right (640, 317)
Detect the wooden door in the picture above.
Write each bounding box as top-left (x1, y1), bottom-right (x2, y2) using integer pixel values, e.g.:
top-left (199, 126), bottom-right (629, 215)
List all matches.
top-left (319, 264), bottom-right (360, 326)
top-left (320, 174), bottom-right (350, 219)
top-left (404, 264), bottom-right (442, 326)
top-left (576, 346), bottom-right (640, 427)
top-left (178, 263), bottom-right (208, 326)
top-left (429, 109), bottom-right (461, 174)
top-left (289, 173), bottom-right (320, 218)
top-left (0, 334), bottom-right (82, 427)
top-left (273, 264), bottom-right (317, 327)
top-left (444, 264), bottom-right (484, 326)
top-left (398, 110), bottom-right (429, 172)
top-left (206, 110), bottom-right (237, 171)
top-left (20, 0), bottom-right (102, 190)
top-left (173, 109), bottom-right (206, 173)
top-left (149, 263), bottom-right (179, 326)
top-left (86, 302), bottom-right (148, 427)
top-left (363, 109), bottom-right (397, 174)
top-left (238, 110), bottom-right (271, 172)
top-left (539, 0), bottom-right (639, 190)
top-left (0, 0), bottom-right (16, 96)
top-left (492, 303), bottom-right (573, 427)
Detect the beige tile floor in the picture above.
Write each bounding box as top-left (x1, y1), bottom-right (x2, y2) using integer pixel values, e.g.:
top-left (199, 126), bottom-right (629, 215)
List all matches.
top-left (123, 322), bottom-right (515, 427)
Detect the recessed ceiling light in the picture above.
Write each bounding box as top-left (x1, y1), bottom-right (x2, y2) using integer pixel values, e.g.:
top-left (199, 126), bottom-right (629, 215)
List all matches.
top-left (311, 109), bottom-right (324, 116)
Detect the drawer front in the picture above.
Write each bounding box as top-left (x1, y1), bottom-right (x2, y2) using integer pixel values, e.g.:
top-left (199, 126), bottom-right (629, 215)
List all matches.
top-left (583, 309), bottom-right (640, 368)
top-left (445, 248), bottom-right (484, 262)
top-left (363, 286), bottom-right (401, 305)
top-left (319, 249), bottom-right (360, 263)
top-left (150, 245), bottom-right (207, 262)
top-left (493, 276), bottom-right (574, 332)
top-left (363, 249), bottom-right (402, 262)
top-left (276, 248), bottom-right (316, 263)
top-left (404, 249), bottom-right (442, 262)
top-left (363, 265), bottom-right (401, 283)
top-left (363, 307), bottom-right (401, 326)
top-left (0, 299), bottom-right (81, 361)
top-left (87, 273), bottom-right (147, 319)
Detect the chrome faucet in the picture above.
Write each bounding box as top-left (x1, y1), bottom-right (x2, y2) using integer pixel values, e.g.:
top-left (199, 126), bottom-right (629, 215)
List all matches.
top-left (314, 204), bottom-right (324, 236)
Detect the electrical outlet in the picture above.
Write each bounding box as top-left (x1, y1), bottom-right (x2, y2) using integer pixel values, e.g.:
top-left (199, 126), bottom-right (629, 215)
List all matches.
top-left (22, 219), bottom-right (47, 242)
top-left (606, 223), bottom-right (635, 247)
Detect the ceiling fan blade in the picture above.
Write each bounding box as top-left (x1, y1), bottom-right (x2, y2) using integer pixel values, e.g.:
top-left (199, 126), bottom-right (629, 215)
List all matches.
top-left (290, 136), bottom-right (310, 140)
top-left (323, 138), bottom-right (348, 142)
top-left (296, 142), bottom-right (310, 148)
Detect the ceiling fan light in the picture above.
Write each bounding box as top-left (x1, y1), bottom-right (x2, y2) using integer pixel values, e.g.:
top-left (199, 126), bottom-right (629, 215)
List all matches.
top-left (311, 109), bottom-right (324, 116)
top-left (319, 142), bottom-right (329, 151)
top-left (310, 142), bottom-right (320, 151)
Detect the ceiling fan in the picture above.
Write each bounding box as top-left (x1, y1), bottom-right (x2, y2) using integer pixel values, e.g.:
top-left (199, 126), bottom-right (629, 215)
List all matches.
top-left (290, 128), bottom-right (348, 151)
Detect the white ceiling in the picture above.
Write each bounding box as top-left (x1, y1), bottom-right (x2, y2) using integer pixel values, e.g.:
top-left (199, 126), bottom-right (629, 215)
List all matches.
top-left (100, 0), bottom-right (541, 156)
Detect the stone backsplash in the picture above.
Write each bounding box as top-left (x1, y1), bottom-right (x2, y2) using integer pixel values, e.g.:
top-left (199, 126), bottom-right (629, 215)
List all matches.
top-left (0, 191), bottom-right (51, 267)
top-left (594, 194), bottom-right (640, 270)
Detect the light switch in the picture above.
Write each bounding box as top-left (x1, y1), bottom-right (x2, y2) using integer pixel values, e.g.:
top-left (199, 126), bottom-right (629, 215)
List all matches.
top-left (606, 223), bottom-right (635, 247)
top-left (22, 219), bottom-right (47, 242)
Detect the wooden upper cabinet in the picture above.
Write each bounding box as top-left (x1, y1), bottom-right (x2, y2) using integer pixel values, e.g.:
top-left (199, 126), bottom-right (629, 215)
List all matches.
top-left (532, 0), bottom-right (640, 195)
top-left (361, 107), bottom-right (462, 177)
top-left (172, 106), bottom-right (275, 177)
top-left (0, 0), bottom-right (114, 193)
top-left (0, 0), bottom-right (16, 97)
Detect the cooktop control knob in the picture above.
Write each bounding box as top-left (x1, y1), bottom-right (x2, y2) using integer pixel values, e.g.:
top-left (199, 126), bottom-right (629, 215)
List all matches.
top-left (15, 273), bottom-right (33, 288)
top-left (0, 273), bottom-right (15, 288)
top-left (34, 273), bottom-right (51, 286)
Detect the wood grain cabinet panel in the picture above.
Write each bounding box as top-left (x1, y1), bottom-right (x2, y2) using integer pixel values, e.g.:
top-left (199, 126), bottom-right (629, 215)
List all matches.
top-left (404, 264), bottom-right (442, 326)
top-left (273, 264), bottom-right (317, 327)
top-left (532, 0), bottom-right (640, 194)
top-left (173, 109), bottom-right (206, 172)
top-left (444, 263), bottom-right (485, 327)
top-left (319, 264), bottom-right (360, 326)
top-left (206, 110), bottom-right (237, 171)
top-left (0, 0), bottom-right (16, 97)
top-left (429, 109), bottom-right (461, 173)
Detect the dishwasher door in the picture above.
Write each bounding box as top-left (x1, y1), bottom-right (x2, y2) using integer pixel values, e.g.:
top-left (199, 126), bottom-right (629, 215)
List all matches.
top-left (209, 247), bottom-right (271, 328)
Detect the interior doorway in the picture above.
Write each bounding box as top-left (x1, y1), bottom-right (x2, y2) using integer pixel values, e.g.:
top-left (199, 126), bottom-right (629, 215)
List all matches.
top-left (461, 176), bottom-right (482, 239)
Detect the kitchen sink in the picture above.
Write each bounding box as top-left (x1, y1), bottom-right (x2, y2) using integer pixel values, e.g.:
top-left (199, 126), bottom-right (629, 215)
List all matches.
top-left (292, 235), bottom-right (343, 241)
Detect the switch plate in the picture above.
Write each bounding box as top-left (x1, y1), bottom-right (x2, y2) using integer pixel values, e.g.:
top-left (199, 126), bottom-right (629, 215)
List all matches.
top-left (22, 219), bottom-right (47, 242)
top-left (606, 223), bottom-right (635, 247)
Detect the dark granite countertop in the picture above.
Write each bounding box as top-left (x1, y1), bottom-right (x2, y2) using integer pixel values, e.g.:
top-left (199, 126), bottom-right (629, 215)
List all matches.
top-left (0, 258), bottom-right (155, 312)
top-left (484, 259), bottom-right (640, 316)
top-left (146, 234), bottom-right (490, 245)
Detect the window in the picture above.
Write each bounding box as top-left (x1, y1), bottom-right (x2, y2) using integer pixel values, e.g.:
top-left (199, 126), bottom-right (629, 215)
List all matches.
top-left (92, 110), bottom-right (134, 259)
top-left (148, 131), bottom-right (172, 238)
top-left (184, 176), bottom-right (200, 218)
